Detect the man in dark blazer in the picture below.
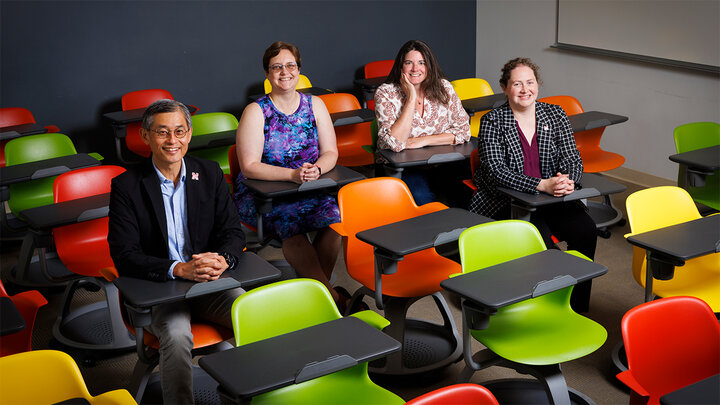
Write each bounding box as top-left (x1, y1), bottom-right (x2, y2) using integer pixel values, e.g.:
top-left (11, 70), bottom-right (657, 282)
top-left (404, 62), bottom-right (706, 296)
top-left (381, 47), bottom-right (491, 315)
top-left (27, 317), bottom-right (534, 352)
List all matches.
top-left (108, 99), bottom-right (245, 404)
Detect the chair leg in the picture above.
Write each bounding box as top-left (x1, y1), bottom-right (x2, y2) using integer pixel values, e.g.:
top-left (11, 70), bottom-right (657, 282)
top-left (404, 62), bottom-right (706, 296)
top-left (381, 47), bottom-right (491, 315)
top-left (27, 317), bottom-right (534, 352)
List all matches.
top-left (507, 362), bottom-right (572, 405)
top-left (129, 358), bottom-right (157, 404)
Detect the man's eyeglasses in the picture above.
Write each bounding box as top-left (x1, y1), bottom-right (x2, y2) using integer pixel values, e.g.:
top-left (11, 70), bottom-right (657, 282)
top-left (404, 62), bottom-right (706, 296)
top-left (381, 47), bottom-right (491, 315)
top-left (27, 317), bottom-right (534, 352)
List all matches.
top-left (269, 62), bottom-right (298, 72)
top-left (149, 128), bottom-right (189, 139)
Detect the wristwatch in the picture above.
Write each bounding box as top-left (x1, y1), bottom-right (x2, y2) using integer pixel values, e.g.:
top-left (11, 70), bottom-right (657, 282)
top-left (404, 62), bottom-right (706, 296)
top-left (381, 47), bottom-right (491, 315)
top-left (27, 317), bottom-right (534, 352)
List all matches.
top-left (218, 252), bottom-right (236, 270)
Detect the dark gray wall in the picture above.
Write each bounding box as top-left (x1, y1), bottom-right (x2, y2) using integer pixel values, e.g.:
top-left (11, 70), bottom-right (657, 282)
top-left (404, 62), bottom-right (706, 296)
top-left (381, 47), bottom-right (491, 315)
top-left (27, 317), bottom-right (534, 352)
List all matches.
top-left (1, 0), bottom-right (475, 163)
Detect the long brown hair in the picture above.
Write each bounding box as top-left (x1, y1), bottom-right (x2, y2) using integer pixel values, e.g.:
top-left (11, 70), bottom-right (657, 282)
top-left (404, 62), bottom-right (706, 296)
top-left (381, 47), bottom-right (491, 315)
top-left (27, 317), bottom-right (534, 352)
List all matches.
top-left (385, 40), bottom-right (448, 104)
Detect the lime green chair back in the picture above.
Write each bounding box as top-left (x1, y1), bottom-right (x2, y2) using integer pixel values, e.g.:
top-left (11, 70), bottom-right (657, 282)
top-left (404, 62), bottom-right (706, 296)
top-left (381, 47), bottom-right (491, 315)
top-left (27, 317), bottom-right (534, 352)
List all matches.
top-left (451, 78), bottom-right (494, 137)
top-left (459, 220), bottom-right (545, 273)
top-left (5, 133), bottom-right (77, 217)
top-left (230, 279), bottom-right (403, 404)
top-left (232, 278), bottom-right (341, 345)
top-left (188, 112), bottom-right (238, 179)
top-left (673, 122), bottom-right (720, 210)
top-left (457, 220), bottom-right (606, 366)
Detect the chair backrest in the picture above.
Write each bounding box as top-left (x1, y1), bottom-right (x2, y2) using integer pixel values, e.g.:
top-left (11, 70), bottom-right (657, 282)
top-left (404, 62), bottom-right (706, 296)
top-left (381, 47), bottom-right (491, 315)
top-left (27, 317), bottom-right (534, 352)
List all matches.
top-left (0, 107), bottom-right (37, 127)
top-left (620, 296), bottom-right (720, 401)
top-left (335, 178), bottom-right (429, 279)
top-left (121, 89), bottom-right (175, 158)
top-left (263, 74), bottom-right (312, 94)
top-left (231, 279), bottom-right (341, 346)
top-left (188, 112), bottom-right (239, 176)
top-left (459, 220), bottom-right (546, 274)
top-left (405, 383), bottom-right (499, 405)
top-left (364, 60), bottom-right (394, 79)
top-left (121, 89), bottom-right (174, 111)
top-left (0, 350), bottom-right (96, 403)
top-left (625, 186), bottom-right (700, 236)
top-left (318, 93), bottom-right (361, 113)
top-left (451, 78), bottom-right (494, 137)
top-left (538, 95), bottom-right (584, 116)
top-left (450, 78), bottom-right (493, 101)
top-left (674, 122), bottom-right (720, 153)
top-left (52, 166), bottom-right (126, 278)
top-left (317, 93), bottom-right (373, 166)
top-left (191, 112), bottom-right (239, 135)
top-left (0, 279), bottom-right (47, 356)
top-left (5, 133), bottom-right (78, 216)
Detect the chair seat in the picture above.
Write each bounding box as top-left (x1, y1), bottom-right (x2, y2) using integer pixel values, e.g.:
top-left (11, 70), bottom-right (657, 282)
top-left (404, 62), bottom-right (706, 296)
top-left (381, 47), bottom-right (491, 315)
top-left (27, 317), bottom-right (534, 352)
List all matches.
top-left (350, 249), bottom-right (461, 298)
top-left (579, 149), bottom-right (625, 172)
top-left (139, 321), bottom-right (232, 349)
top-left (471, 288), bottom-right (607, 365)
top-left (189, 147), bottom-right (230, 175)
top-left (250, 365), bottom-right (404, 405)
top-left (639, 253), bottom-right (720, 311)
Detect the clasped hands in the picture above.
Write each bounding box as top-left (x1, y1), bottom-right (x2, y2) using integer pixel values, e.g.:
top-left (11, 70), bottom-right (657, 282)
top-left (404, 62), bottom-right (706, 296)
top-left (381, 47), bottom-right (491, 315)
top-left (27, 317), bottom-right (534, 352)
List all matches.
top-left (174, 252), bottom-right (228, 282)
top-left (538, 172), bottom-right (575, 197)
top-left (293, 162), bottom-right (321, 184)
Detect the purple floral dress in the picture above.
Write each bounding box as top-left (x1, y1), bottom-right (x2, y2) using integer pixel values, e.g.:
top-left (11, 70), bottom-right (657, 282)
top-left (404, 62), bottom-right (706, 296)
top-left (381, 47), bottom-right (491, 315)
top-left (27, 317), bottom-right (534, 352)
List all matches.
top-left (233, 93), bottom-right (340, 240)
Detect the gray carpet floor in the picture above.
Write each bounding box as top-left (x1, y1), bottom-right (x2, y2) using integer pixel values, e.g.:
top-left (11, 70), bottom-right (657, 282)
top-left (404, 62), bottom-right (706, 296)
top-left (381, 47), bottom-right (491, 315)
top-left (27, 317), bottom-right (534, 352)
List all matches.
top-left (1, 177), bottom-right (652, 404)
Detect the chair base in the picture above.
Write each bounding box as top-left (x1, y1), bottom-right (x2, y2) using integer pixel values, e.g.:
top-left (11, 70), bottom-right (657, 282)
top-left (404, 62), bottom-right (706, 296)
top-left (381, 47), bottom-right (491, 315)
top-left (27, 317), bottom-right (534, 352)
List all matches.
top-left (350, 287), bottom-right (461, 375)
top-left (482, 378), bottom-right (595, 405)
top-left (8, 250), bottom-right (76, 288)
top-left (586, 198), bottom-right (625, 239)
top-left (611, 341), bottom-right (629, 373)
top-left (139, 365), bottom-right (222, 405)
top-left (52, 277), bottom-right (135, 352)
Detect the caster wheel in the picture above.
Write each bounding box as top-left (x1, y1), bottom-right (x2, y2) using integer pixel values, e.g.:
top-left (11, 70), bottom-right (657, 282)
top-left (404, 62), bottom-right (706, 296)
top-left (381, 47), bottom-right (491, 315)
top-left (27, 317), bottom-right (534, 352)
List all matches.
top-left (598, 229), bottom-right (611, 239)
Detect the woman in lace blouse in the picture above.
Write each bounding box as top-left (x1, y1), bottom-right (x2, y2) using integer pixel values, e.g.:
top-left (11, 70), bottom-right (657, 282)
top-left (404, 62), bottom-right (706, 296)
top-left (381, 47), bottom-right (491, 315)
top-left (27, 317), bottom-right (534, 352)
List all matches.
top-left (374, 40), bottom-right (471, 205)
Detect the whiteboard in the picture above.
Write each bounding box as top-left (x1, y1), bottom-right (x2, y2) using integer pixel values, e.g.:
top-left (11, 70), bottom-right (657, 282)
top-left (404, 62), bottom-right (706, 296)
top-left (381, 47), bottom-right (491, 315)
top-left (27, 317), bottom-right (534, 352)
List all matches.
top-left (555, 0), bottom-right (720, 72)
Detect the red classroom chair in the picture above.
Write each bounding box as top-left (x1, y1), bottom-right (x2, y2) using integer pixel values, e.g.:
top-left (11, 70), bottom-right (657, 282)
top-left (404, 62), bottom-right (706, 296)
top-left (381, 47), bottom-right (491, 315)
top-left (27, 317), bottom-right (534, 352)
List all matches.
top-left (0, 279), bottom-right (47, 357)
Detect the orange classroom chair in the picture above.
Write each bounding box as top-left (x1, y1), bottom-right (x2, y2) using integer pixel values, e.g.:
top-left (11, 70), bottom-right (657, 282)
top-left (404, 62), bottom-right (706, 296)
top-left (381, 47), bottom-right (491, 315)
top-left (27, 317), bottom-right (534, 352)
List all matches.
top-left (363, 59), bottom-right (393, 110)
top-left (331, 177), bottom-right (462, 375)
top-left (318, 93), bottom-right (374, 166)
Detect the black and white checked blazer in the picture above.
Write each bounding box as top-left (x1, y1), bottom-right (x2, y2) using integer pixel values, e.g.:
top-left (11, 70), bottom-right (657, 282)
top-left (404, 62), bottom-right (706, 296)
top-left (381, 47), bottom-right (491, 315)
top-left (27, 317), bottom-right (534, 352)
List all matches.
top-left (468, 101), bottom-right (583, 217)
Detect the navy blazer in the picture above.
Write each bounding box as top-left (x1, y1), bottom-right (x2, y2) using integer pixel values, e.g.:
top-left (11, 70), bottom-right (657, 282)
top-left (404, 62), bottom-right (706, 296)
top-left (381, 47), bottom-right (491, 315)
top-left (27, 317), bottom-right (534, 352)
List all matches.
top-left (469, 101), bottom-right (583, 217)
top-left (108, 156), bottom-right (246, 281)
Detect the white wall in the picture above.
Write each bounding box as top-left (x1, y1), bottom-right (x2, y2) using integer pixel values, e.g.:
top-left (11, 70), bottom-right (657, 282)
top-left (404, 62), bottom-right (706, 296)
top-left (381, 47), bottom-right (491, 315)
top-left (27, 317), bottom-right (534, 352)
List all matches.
top-left (476, 0), bottom-right (720, 181)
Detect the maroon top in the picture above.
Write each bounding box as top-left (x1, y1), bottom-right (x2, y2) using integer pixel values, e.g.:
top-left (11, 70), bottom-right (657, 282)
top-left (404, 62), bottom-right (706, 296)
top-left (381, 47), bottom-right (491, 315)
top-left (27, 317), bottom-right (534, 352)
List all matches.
top-left (517, 121), bottom-right (541, 178)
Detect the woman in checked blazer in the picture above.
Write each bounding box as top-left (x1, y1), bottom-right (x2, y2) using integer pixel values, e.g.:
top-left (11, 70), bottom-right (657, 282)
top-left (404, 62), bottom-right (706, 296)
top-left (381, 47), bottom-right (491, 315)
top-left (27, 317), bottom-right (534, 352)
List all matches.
top-left (469, 57), bottom-right (597, 312)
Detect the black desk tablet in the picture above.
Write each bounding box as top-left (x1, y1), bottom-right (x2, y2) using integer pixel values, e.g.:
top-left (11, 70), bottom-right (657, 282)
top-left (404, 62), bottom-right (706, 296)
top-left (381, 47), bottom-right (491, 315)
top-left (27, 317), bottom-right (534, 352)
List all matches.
top-left (568, 111), bottom-right (628, 133)
top-left (441, 249), bottom-right (608, 309)
top-left (114, 252), bottom-right (281, 309)
top-left (0, 123), bottom-right (47, 141)
top-left (188, 129), bottom-right (236, 151)
top-left (627, 215), bottom-right (719, 301)
top-left (461, 94), bottom-right (507, 115)
top-left (20, 193), bottom-right (110, 230)
top-left (669, 145), bottom-right (720, 172)
top-left (669, 145), bottom-right (720, 187)
top-left (330, 109), bottom-right (375, 127)
top-left (353, 76), bottom-right (386, 91)
top-left (0, 297), bottom-right (26, 336)
top-left (199, 317), bottom-right (401, 401)
top-left (660, 374), bottom-right (720, 405)
top-left (356, 208), bottom-right (492, 258)
top-left (241, 165), bottom-right (364, 201)
top-left (0, 154), bottom-right (101, 188)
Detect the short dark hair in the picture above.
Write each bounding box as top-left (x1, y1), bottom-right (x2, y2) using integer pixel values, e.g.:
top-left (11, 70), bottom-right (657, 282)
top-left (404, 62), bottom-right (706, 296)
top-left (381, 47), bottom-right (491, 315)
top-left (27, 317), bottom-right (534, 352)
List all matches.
top-left (262, 41), bottom-right (302, 73)
top-left (385, 39), bottom-right (449, 104)
top-left (141, 99), bottom-right (192, 130)
top-left (499, 57), bottom-right (542, 89)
